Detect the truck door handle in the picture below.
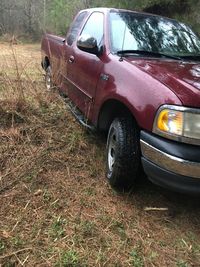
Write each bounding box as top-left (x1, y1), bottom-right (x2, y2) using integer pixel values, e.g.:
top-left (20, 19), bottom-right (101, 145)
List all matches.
top-left (69, 56), bottom-right (75, 63)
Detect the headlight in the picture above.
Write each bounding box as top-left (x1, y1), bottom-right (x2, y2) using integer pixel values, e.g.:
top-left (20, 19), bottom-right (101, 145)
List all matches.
top-left (153, 105), bottom-right (200, 145)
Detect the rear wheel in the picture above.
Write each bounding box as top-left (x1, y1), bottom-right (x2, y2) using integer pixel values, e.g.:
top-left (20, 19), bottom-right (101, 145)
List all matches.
top-left (106, 116), bottom-right (141, 191)
top-left (45, 66), bottom-right (53, 91)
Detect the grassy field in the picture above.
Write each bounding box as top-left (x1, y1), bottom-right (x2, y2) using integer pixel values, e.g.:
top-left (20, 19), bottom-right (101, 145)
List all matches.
top-left (0, 43), bottom-right (200, 267)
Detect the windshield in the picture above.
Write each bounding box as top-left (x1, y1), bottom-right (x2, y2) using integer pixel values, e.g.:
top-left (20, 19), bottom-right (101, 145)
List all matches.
top-left (109, 11), bottom-right (200, 57)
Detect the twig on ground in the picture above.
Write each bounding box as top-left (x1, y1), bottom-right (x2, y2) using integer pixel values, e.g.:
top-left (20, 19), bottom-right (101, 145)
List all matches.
top-left (11, 221), bottom-right (19, 232)
top-left (144, 207), bottom-right (169, 211)
top-left (0, 248), bottom-right (32, 260)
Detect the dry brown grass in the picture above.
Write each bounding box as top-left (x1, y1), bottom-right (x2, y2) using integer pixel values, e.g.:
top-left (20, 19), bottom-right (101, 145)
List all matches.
top-left (0, 43), bottom-right (200, 267)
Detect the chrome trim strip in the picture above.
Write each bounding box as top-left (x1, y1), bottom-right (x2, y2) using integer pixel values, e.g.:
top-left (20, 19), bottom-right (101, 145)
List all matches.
top-left (153, 104), bottom-right (200, 146)
top-left (140, 140), bottom-right (200, 179)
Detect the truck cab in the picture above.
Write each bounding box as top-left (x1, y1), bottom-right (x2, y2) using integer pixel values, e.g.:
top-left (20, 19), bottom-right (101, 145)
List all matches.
top-left (41, 8), bottom-right (200, 194)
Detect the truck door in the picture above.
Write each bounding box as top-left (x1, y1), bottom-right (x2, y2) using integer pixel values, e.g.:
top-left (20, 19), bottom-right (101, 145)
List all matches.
top-left (67, 12), bottom-right (104, 121)
top-left (60, 11), bottom-right (88, 95)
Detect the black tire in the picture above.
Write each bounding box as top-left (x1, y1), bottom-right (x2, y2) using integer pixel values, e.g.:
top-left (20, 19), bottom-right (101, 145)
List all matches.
top-left (106, 116), bottom-right (141, 191)
top-left (45, 66), bottom-right (53, 90)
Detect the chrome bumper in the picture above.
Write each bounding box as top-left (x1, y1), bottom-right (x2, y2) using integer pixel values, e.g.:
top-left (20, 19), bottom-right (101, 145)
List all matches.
top-left (140, 140), bottom-right (200, 179)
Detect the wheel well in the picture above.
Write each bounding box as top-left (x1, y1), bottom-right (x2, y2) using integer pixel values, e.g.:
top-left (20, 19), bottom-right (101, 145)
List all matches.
top-left (42, 56), bottom-right (50, 70)
top-left (98, 100), bottom-right (137, 133)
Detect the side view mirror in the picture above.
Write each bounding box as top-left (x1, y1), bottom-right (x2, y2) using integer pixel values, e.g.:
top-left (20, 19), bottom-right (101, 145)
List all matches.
top-left (77, 34), bottom-right (101, 56)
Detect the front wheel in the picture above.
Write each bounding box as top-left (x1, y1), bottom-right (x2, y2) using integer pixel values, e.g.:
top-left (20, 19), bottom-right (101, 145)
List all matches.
top-left (106, 116), bottom-right (141, 191)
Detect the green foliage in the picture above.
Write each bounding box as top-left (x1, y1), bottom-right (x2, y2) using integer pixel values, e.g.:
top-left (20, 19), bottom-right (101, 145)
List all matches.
top-left (49, 216), bottom-right (66, 240)
top-left (12, 236), bottom-right (24, 248)
top-left (47, 0), bottom-right (74, 35)
top-left (129, 247), bottom-right (144, 267)
top-left (0, 239), bottom-right (5, 253)
top-left (176, 260), bottom-right (189, 267)
top-left (56, 250), bottom-right (85, 267)
top-left (0, 0), bottom-right (199, 38)
top-left (45, 0), bottom-right (200, 36)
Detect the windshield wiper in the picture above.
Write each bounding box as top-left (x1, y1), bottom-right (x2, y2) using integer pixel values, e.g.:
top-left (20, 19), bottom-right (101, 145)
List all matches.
top-left (116, 50), bottom-right (182, 60)
top-left (180, 55), bottom-right (200, 61)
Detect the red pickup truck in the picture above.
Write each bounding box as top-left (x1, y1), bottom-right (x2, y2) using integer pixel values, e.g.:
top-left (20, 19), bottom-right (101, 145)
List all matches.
top-left (41, 8), bottom-right (200, 194)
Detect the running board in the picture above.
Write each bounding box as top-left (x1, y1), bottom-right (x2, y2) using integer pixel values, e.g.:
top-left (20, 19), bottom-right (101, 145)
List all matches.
top-left (65, 98), bottom-right (96, 131)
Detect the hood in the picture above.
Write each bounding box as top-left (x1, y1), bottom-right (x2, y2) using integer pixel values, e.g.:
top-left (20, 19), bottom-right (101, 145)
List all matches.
top-left (126, 58), bottom-right (200, 107)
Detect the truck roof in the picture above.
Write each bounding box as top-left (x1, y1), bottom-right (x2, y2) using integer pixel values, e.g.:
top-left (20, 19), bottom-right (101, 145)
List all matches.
top-left (80, 7), bottom-right (177, 22)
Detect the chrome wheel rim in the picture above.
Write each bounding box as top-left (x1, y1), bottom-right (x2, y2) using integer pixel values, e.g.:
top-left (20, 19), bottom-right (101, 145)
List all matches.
top-left (45, 69), bottom-right (51, 90)
top-left (108, 128), bottom-right (117, 172)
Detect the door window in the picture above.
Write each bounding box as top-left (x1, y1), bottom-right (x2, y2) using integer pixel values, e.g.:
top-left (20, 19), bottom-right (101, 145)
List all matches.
top-left (80, 12), bottom-right (104, 46)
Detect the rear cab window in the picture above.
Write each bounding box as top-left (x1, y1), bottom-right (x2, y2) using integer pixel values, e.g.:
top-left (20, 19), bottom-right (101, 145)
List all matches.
top-left (66, 11), bottom-right (88, 46)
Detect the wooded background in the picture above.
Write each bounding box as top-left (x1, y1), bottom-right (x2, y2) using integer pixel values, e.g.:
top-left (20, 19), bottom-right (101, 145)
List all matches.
top-left (0, 0), bottom-right (200, 40)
